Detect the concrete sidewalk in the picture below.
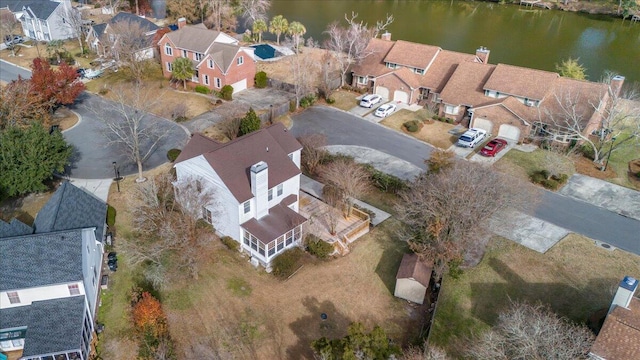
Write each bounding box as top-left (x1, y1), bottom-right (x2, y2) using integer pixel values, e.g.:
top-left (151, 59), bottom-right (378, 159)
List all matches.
top-left (489, 211), bottom-right (570, 253)
top-left (68, 178), bottom-right (112, 202)
top-left (559, 174), bottom-right (640, 221)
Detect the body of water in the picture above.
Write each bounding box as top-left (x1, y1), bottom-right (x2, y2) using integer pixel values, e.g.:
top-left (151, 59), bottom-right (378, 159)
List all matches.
top-left (268, 0), bottom-right (639, 84)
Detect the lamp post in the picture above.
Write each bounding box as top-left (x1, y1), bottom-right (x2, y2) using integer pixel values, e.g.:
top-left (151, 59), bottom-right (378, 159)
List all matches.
top-left (112, 161), bottom-right (122, 192)
top-left (603, 136), bottom-right (617, 172)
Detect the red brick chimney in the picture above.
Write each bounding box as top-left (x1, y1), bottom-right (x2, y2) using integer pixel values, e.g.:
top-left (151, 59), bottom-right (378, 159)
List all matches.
top-left (476, 46), bottom-right (490, 64)
top-left (177, 17), bottom-right (186, 30)
top-left (381, 32), bottom-right (391, 41)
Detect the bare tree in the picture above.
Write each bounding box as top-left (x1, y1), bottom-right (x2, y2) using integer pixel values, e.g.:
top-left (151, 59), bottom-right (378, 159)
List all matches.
top-left (290, 45), bottom-right (319, 109)
top-left (542, 72), bottom-right (640, 166)
top-left (396, 161), bottom-right (535, 280)
top-left (60, 5), bottom-right (86, 54)
top-left (207, 0), bottom-right (236, 31)
top-left (219, 117), bottom-right (242, 140)
top-left (541, 143), bottom-right (575, 180)
top-left (318, 51), bottom-right (338, 100)
top-left (0, 10), bottom-right (18, 56)
top-left (124, 173), bottom-right (217, 287)
top-left (88, 83), bottom-right (169, 182)
top-left (322, 184), bottom-right (343, 235)
top-left (298, 133), bottom-right (328, 175)
top-left (466, 302), bottom-right (594, 360)
top-left (320, 157), bottom-right (371, 217)
top-left (324, 12), bottom-right (393, 87)
top-left (239, 0), bottom-right (271, 27)
top-left (403, 342), bottom-right (451, 360)
top-left (102, 20), bottom-right (152, 82)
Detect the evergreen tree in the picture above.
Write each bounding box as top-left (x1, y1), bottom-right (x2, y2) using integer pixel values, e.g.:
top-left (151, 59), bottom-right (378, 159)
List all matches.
top-left (0, 124), bottom-right (71, 198)
top-left (239, 107), bottom-right (261, 136)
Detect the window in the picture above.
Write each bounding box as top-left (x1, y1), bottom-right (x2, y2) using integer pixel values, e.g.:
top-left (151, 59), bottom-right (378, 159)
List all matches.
top-left (277, 184), bottom-right (283, 196)
top-left (204, 74), bottom-right (210, 85)
top-left (194, 53), bottom-right (204, 61)
top-left (444, 105), bottom-right (459, 115)
top-left (357, 76), bottom-right (367, 85)
top-left (7, 292), bottom-right (20, 304)
top-left (208, 59), bottom-right (214, 69)
top-left (286, 230), bottom-right (293, 245)
top-left (414, 68), bottom-right (424, 75)
top-left (294, 226), bottom-right (301, 240)
top-left (268, 243), bottom-right (275, 256)
top-left (164, 44), bottom-right (173, 56)
top-left (215, 77), bottom-right (221, 89)
top-left (192, 69), bottom-right (199, 83)
top-left (203, 207), bottom-right (213, 223)
top-left (277, 236), bottom-right (284, 251)
top-left (243, 200), bottom-right (250, 214)
top-left (258, 242), bottom-right (265, 256)
top-left (250, 235), bottom-right (258, 251)
top-left (182, 49), bottom-right (187, 58)
top-left (68, 284), bottom-right (80, 295)
top-left (268, 188), bottom-right (273, 201)
top-left (237, 56), bottom-right (244, 65)
top-left (243, 231), bottom-right (250, 246)
top-left (386, 62), bottom-right (398, 69)
top-left (166, 62), bottom-right (172, 72)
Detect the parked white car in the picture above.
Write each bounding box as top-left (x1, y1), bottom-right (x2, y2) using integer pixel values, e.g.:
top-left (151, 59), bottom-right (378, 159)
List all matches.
top-left (359, 94), bottom-right (382, 108)
top-left (374, 103), bottom-right (397, 117)
top-left (456, 128), bottom-right (487, 148)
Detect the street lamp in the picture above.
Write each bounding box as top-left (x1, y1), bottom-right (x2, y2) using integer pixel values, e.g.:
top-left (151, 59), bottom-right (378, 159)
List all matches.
top-left (603, 136), bottom-right (617, 172)
top-left (112, 161), bottom-right (122, 192)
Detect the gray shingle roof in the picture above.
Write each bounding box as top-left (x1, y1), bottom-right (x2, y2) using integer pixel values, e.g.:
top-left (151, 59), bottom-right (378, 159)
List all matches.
top-left (0, 301), bottom-right (30, 329)
top-left (0, 218), bottom-right (33, 238)
top-left (21, 296), bottom-right (86, 357)
top-left (109, 11), bottom-right (159, 32)
top-left (0, 0), bottom-right (30, 12)
top-left (23, 0), bottom-right (60, 20)
top-left (91, 23), bottom-right (107, 37)
top-left (0, 229), bottom-right (84, 291)
top-left (209, 42), bottom-right (242, 73)
top-left (34, 181), bottom-right (107, 241)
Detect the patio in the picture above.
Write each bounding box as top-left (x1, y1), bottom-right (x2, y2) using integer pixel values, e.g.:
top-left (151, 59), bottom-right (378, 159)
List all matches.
top-left (298, 192), bottom-right (370, 255)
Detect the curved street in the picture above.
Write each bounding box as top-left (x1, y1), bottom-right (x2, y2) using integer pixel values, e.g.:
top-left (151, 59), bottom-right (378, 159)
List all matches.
top-left (291, 106), bottom-right (640, 255)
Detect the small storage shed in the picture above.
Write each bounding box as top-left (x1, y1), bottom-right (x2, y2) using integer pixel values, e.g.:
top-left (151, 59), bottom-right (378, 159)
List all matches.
top-left (394, 253), bottom-right (433, 304)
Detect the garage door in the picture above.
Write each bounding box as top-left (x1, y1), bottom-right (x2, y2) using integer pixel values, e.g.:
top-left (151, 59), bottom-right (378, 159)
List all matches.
top-left (231, 79), bottom-right (247, 93)
top-left (393, 90), bottom-right (409, 104)
top-left (375, 86), bottom-right (389, 99)
top-left (498, 124), bottom-right (521, 143)
top-left (472, 118), bottom-right (493, 135)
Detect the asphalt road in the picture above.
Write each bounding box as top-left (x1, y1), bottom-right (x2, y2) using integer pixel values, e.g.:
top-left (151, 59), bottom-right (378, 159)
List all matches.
top-left (1, 60), bottom-right (189, 179)
top-left (292, 106), bottom-right (640, 254)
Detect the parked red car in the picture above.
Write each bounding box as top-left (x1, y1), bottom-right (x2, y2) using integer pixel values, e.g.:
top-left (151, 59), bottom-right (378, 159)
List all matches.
top-left (479, 138), bottom-right (508, 157)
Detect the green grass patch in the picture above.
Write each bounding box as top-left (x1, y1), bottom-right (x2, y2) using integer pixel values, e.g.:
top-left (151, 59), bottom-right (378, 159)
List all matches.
top-left (499, 148), bottom-right (575, 178)
top-left (607, 133), bottom-right (640, 188)
top-left (164, 287), bottom-right (196, 310)
top-left (330, 90), bottom-right (359, 111)
top-left (97, 254), bottom-right (137, 338)
top-left (227, 277), bottom-right (253, 297)
top-left (430, 235), bottom-right (640, 358)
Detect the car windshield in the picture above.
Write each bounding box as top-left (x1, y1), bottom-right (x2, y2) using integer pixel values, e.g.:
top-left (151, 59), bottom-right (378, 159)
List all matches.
top-left (460, 136), bottom-right (472, 142)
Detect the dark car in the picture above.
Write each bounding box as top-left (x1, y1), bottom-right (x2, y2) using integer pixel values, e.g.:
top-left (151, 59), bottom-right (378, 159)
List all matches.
top-left (107, 251), bottom-right (117, 261)
top-left (107, 258), bottom-right (118, 271)
top-left (479, 138), bottom-right (508, 157)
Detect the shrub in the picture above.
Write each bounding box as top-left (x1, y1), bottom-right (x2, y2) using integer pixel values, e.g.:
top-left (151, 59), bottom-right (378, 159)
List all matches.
top-left (403, 120), bottom-right (419, 133)
top-left (289, 99), bottom-right (296, 112)
top-left (221, 236), bottom-right (239, 251)
top-left (555, 173), bottom-right (569, 184)
top-left (195, 85), bottom-right (210, 94)
top-left (540, 169), bottom-right (550, 179)
top-left (239, 107), bottom-right (261, 136)
top-left (541, 178), bottom-right (559, 190)
top-left (98, 88), bottom-right (109, 95)
top-left (306, 234), bottom-right (334, 259)
top-left (530, 172), bottom-right (545, 184)
top-left (272, 247), bottom-right (304, 278)
top-left (167, 148), bottom-right (181, 162)
top-left (326, 97), bottom-right (336, 104)
top-left (432, 115), bottom-right (439, 120)
top-left (106, 205), bottom-right (116, 227)
top-left (255, 71), bottom-right (268, 88)
top-left (220, 85), bottom-right (233, 100)
top-left (353, 203), bottom-right (376, 220)
top-left (364, 164), bottom-right (408, 193)
top-left (300, 94), bottom-right (316, 108)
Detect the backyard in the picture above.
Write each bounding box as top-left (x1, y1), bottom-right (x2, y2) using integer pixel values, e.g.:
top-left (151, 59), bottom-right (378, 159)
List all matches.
top-left (430, 234), bottom-right (640, 358)
top-left (380, 110), bottom-right (458, 150)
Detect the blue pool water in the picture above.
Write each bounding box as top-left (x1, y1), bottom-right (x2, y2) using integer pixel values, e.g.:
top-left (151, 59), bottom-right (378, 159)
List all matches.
top-left (251, 44), bottom-right (277, 60)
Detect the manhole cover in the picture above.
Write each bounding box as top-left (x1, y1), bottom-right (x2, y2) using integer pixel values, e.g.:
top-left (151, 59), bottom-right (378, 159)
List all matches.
top-left (601, 243), bottom-right (611, 249)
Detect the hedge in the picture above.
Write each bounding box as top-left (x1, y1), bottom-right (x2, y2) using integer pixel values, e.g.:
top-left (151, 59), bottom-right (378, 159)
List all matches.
top-left (106, 205), bottom-right (116, 227)
top-left (221, 236), bottom-right (239, 251)
top-left (306, 234), bottom-right (334, 259)
top-left (195, 85), bottom-right (210, 94)
top-left (167, 148), bottom-right (181, 162)
top-left (255, 71), bottom-right (267, 88)
top-left (272, 247), bottom-right (304, 278)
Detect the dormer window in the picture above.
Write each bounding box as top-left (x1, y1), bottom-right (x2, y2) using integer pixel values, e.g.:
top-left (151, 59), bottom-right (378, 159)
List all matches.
top-left (414, 68), bottom-right (424, 75)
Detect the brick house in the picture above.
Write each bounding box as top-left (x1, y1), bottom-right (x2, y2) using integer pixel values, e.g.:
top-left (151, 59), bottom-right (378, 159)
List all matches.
top-left (157, 18), bottom-right (256, 93)
top-left (352, 33), bottom-right (623, 144)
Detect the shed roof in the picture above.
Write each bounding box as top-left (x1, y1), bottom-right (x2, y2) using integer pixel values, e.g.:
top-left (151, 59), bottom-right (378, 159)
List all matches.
top-left (396, 253), bottom-right (433, 288)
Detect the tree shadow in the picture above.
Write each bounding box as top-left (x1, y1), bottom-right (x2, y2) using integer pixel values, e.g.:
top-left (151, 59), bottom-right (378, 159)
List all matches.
top-left (469, 257), bottom-right (620, 326)
top-left (286, 297), bottom-right (358, 359)
top-left (374, 225), bottom-right (409, 295)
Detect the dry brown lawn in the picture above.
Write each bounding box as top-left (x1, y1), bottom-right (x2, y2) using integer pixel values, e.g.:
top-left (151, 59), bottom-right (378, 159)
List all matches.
top-left (162, 220), bottom-right (423, 359)
top-left (330, 89), bottom-right (360, 111)
top-left (0, 39), bottom-right (93, 69)
top-left (258, 47), bottom-right (337, 88)
top-left (381, 110), bottom-right (458, 149)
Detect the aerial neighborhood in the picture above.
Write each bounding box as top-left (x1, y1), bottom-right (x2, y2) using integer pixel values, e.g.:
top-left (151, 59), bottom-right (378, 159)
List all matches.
top-left (0, 0), bottom-right (639, 359)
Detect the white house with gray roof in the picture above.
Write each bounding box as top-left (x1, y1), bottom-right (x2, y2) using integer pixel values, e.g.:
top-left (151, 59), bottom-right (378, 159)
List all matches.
top-left (0, 182), bottom-right (107, 360)
top-left (0, 0), bottom-right (76, 42)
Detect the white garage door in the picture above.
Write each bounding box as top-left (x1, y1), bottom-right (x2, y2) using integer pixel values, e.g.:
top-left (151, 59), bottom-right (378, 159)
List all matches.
top-left (472, 118), bottom-right (493, 135)
top-left (498, 124), bottom-right (521, 143)
top-left (375, 86), bottom-right (389, 99)
top-left (393, 90), bottom-right (409, 104)
top-left (231, 79), bottom-right (247, 93)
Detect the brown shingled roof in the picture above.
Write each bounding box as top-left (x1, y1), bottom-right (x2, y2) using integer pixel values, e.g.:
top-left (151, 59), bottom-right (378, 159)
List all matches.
top-left (590, 297), bottom-right (640, 360)
top-left (421, 50), bottom-right (479, 92)
top-left (351, 38), bottom-right (396, 78)
top-left (484, 63), bottom-right (559, 101)
top-left (384, 40), bottom-right (440, 70)
top-left (396, 253), bottom-right (433, 288)
top-left (440, 62), bottom-right (496, 106)
top-left (377, 67), bottom-right (421, 89)
top-left (241, 202), bottom-right (307, 245)
top-left (176, 123), bottom-right (302, 204)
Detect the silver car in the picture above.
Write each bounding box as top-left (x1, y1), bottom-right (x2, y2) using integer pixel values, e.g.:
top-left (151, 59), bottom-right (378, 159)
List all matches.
top-left (359, 94), bottom-right (382, 108)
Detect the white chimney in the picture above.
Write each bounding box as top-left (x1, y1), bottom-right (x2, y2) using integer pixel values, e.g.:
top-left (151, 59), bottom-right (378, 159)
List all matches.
top-left (250, 161), bottom-right (269, 219)
top-left (610, 75), bottom-right (625, 97)
top-left (381, 32), bottom-right (391, 41)
top-left (609, 276), bottom-right (638, 313)
top-left (476, 46), bottom-right (490, 64)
